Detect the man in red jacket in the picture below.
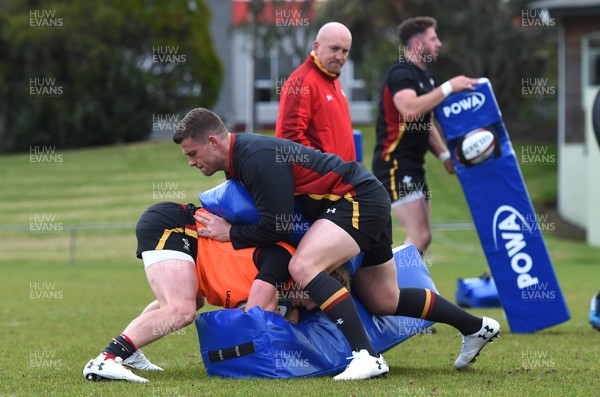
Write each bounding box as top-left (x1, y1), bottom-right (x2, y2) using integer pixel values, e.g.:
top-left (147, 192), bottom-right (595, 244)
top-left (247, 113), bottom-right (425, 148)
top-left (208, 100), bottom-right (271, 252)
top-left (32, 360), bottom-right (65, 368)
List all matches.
top-left (276, 22), bottom-right (356, 162)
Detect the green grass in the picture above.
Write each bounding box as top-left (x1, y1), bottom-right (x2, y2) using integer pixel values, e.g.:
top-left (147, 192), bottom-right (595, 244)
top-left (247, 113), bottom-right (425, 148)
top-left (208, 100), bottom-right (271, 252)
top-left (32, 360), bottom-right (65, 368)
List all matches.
top-left (1, 133), bottom-right (599, 396)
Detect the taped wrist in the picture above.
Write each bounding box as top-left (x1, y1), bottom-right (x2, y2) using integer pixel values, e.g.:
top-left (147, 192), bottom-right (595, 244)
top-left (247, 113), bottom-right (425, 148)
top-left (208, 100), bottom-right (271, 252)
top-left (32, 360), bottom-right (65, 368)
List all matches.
top-left (441, 81), bottom-right (452, 97)
top-left (438, 150), bottom-right (451, 162)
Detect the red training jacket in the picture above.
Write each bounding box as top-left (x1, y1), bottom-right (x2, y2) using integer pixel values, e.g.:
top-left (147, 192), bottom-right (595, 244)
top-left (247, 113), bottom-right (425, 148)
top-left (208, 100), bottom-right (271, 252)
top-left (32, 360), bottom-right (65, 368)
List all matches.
top-left (275, 52), bottom-right (356, 162)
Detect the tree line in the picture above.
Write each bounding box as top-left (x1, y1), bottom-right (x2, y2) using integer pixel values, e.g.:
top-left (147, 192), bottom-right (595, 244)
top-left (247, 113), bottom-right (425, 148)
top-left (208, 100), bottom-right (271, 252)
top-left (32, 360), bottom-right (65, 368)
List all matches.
top-left (0, 0), bottom-right (222, 153)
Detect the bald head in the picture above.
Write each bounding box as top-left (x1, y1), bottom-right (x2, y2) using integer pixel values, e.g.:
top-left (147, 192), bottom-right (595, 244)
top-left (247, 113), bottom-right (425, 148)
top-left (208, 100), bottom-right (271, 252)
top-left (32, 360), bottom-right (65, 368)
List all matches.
top-left (313, 22), bottom-right (352, 75)
top-left (316, 22), bottom-right (352, 43)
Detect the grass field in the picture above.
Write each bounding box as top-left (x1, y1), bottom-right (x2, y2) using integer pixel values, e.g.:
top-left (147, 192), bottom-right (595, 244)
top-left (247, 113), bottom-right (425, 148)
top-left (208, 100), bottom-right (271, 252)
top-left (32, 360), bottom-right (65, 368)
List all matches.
top-left (1, 129), bottom-right (599, 396)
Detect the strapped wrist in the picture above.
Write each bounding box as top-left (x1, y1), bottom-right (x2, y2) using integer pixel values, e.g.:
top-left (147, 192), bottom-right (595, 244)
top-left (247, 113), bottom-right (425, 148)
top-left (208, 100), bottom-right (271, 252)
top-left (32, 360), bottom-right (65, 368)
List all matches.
top-left (438, 150), bottom-right (451, 162)
top-left (441, 81), bottom-right (452, 97)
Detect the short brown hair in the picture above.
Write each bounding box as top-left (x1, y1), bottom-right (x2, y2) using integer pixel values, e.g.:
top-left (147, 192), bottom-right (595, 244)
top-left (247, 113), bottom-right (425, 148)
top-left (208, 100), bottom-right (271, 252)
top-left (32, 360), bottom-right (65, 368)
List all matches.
top-left (331, 266), bottom-right (352, 291)
top-left (397, 16), bottom-right (437, 46)
top-left (172, 107), bottom-right (228, 144)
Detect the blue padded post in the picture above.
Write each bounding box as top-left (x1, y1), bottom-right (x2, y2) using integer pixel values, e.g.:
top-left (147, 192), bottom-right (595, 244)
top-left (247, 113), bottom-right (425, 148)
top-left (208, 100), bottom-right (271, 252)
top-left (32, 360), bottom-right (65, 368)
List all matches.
top-left (435, 78), bottom-right (569, 333)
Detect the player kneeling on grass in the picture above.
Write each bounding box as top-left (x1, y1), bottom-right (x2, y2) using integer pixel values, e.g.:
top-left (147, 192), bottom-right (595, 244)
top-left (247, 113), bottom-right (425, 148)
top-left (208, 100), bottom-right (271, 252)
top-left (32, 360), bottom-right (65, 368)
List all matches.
top-left (83, 202), bottom-right (315, 382)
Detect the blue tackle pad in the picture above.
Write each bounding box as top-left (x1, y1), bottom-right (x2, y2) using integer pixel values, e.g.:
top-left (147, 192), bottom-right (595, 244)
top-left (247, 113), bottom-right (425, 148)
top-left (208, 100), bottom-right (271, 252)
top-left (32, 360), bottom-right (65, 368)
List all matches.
top-left (456, 273), bottom-right (501, 308)
top-left (198, 180), bottom-right (259, 224)
top-left (435, 78), bottom-right (569, 333)
top-left (195, 244), bottom-right (437, 378)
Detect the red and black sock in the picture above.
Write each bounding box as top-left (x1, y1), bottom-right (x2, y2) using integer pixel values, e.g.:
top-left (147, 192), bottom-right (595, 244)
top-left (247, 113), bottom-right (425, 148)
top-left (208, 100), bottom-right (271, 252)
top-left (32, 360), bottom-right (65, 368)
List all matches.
top-left (305, 271), bottom-right (378, 356)
top-left (103, 333), bottom-right (137, 360)
top-left (395, 288), bottom-right (482, 335)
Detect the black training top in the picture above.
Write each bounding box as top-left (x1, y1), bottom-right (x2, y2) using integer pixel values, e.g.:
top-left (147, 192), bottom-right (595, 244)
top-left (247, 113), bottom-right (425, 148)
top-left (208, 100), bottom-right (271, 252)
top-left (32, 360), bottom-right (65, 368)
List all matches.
top-left (373, 56), bottom-right (437, 174)
top-left (226, 133), bottom-right (382, 249)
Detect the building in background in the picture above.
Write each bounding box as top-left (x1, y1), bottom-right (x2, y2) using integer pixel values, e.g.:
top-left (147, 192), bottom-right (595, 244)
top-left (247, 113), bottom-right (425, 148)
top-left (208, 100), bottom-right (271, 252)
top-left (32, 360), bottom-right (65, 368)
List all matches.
top-left (530, 0), bottom-right (600, 246)
top-left (206, 0), bottom-right (373, 131)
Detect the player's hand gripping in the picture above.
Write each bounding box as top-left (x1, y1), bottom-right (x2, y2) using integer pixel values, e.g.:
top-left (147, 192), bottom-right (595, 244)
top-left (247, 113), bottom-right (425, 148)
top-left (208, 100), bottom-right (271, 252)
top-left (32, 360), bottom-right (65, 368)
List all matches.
top-left (194, 210), bottom-right (232, 242)
top-left (447, 75), bottom-right (480, 93)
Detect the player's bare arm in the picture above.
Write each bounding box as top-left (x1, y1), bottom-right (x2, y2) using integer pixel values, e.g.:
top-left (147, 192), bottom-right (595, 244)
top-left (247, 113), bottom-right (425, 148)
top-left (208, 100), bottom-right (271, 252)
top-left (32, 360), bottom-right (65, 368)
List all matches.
top-left (393, 75), bottom-right (480, 118)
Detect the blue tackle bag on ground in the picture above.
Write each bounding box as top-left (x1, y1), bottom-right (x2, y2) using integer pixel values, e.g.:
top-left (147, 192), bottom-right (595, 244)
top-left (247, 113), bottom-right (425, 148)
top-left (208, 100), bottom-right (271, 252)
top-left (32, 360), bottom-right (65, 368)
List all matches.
top-left (195, 244), bottom-right (437, 378)
top-left (455, 273), bottom-right (501, 308)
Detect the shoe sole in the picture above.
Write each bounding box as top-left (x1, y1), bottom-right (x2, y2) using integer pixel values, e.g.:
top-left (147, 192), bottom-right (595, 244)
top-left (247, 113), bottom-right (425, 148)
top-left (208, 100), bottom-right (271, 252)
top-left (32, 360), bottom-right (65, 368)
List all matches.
top-left (370, 371), bottom-right (389, 380)
top-left (122, 363), bottom-right (163, 371)
top-left (84, 372), bottom-right (147, 382)
top-left (84, 373), bottom-right (111, 382)
top-left (334, 370), bottom-right (389, 381)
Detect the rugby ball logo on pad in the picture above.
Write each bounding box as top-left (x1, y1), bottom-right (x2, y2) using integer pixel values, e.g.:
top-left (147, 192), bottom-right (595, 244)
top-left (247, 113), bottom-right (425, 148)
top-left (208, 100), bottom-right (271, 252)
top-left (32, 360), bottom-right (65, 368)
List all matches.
top-left (455, 128), bottom-right (496, 165)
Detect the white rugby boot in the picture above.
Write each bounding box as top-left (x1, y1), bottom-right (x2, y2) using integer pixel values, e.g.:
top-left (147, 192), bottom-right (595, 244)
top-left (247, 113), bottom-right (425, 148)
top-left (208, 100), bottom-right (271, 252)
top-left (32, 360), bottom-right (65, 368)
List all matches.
top-left (123, 349), bottom-right (163, 371)
top-left (333, 349), bottom-right (389, 380)
top-left (454, 317), bottom-right (500, 370)
top-left (83, 353), bottom-right (148, 382)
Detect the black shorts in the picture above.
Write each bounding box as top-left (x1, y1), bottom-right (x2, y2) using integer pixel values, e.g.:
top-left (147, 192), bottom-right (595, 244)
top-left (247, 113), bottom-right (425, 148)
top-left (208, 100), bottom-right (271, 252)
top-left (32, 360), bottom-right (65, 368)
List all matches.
top-left (373, 160), bottom-right (430, 206)
top-left (301, 185), bottom-right (394, 267)
top-left (135, 202), bottom-right (199, 260)
top-left (137, 203), bottom-right (285, 286)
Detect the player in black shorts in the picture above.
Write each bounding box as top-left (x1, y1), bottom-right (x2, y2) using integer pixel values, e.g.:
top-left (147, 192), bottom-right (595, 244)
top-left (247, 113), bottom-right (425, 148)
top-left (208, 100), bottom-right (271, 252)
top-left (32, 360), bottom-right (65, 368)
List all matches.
top-left (174, 107), bottom-right (500, 379)
top-left (373, 16), bottom-right (480, 254)
top-left (83, 202), bottom-right (296, 382)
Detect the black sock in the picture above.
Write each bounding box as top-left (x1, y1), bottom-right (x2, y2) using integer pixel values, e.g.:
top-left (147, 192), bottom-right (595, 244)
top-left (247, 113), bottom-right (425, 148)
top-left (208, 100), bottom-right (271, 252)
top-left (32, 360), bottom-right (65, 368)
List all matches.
top-left (395, 288), bottom-right (482, 335)
top-left (305, 272), bottom-right (378, 356)
top-left (103, 333), bottom-right (137, 360)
